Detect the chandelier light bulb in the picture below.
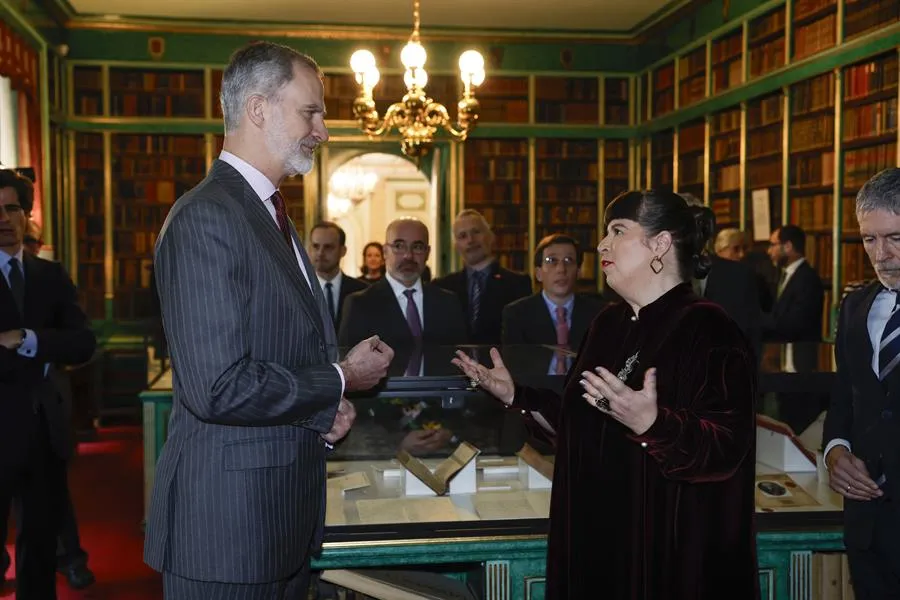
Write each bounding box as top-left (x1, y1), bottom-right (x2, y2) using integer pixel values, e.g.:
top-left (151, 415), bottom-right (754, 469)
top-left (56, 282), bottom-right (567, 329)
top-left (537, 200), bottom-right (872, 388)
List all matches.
top-left (458, 50), bottom-right (485, 75)
top-left (404, 68), bottom-right (428, 90)
top-left (470, 69), bottom-right (486, 87)
top-left (350, 49), bottom-right (376, 74)
top-left (400, 41), bottom-right (427, 70)
top-left (362, 67), bottom-right (380, 89)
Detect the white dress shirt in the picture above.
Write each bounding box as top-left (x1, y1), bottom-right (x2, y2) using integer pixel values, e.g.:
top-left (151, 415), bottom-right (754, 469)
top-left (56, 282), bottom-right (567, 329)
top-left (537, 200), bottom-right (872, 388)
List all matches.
top-left (385, 272), bottom-right (424, 330)
top-left (219, 151), bottom-right (311, 287)
top-left (218, 151), bottom-right (344, 396)
top-left (824, 287), bottom-right (896, 468)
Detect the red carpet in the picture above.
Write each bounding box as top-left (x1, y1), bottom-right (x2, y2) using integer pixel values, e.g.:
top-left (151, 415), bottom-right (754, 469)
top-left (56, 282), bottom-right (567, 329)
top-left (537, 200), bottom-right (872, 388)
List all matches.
top-left (2, 426), bottom-right (163, 599)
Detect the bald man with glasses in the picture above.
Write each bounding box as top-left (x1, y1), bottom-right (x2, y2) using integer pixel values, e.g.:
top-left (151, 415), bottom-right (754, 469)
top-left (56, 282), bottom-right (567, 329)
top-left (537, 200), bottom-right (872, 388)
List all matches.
top-left (338, 217), bottom-right (467, 354)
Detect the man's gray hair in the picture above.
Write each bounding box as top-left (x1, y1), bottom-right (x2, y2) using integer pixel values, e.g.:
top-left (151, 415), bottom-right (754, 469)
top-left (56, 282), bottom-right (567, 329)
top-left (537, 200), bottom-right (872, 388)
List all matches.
top-left (220, 41), bottom-right (322, 133)
top-left (856, 168), bottom-right (900, 216)
top-left (454, 208), bottom-right (492, 231)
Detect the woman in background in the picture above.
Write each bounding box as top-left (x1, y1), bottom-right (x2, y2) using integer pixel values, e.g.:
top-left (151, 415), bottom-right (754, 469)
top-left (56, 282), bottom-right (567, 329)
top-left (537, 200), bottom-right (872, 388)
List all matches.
top-left (453, 190), bottom-right (759, 599)
top-left (359, 241), bottom-right (385, 282)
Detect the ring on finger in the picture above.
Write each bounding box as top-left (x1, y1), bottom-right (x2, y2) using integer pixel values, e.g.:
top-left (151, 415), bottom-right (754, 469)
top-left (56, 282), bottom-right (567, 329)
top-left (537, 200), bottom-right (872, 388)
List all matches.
top-left (596, 397), bottom-right (610, 411)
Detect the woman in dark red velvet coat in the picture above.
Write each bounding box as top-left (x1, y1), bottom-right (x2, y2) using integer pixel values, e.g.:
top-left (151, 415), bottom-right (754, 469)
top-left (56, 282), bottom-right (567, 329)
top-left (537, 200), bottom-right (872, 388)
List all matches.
top-left (454, 190), bottom-right (759, 599)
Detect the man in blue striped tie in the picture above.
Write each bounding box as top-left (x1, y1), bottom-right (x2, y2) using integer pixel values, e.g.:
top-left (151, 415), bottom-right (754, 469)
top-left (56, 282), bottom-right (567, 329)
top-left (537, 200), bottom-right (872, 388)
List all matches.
top-left (824, 167), bottom-right (900, 599)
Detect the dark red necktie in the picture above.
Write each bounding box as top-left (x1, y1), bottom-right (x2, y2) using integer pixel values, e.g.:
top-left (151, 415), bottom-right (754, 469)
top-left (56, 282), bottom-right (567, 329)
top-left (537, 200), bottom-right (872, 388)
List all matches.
top-left (269, 191), bottom-right (293, 249)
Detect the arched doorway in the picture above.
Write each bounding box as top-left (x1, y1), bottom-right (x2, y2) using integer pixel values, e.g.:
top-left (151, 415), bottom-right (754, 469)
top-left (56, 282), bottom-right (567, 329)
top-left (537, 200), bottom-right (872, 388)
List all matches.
top-left (325, 152), bottom-right (435, 278)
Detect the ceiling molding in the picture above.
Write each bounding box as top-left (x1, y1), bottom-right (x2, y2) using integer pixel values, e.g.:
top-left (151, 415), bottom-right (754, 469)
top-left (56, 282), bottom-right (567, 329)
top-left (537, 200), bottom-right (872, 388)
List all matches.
top-left (39, 0), bottom-right (707, 44)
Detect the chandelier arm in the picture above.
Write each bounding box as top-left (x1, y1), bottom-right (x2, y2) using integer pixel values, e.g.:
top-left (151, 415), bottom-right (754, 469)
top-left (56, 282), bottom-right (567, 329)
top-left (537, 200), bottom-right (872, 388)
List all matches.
top-left (366, 103), bottom-right (405, 137)
top-left (421, 100), bottom-right (469, 139)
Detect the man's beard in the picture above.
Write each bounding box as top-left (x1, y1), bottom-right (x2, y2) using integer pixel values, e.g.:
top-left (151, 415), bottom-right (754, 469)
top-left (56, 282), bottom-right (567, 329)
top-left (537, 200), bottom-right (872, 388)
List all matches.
top-left (265, 113), bottom-right (315, 176)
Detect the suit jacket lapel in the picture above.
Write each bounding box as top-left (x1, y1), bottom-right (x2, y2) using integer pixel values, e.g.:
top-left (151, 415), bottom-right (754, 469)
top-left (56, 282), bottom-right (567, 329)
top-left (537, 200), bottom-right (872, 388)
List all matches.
top-left (21, 254), bottom-right (42, 327)
top-left (0, 260), bottom-right (21, 328)
top-left (530, 296), bottom-right (557, 344)
top-left (851, 283), bottom-right (883, 395)
top-left (211, 160), bottom-right (325, 341)
top-left (374, 280), bottom-right (411, 342)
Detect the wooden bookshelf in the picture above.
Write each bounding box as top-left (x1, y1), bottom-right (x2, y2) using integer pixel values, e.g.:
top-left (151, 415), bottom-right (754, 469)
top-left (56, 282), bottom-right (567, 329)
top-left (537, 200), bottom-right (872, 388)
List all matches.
top-left (845, 0), bottom-right (900, 40)
top-left (840, 51), bottom-right (898, 285)
top-left (604, 77), bottom-right (630, 125)
top-left (709, 107), bottom-right (742, 230)
top-left (72, 66), bottom-right (102, 117)
top-left (211, 68), bottom-right (223, 119)
top-left (792, 0), bottom-right (837, 61)
top-left (748, 6), bottom-right (786, 80)
top-left (603, 139), bottom-right (630, 205)
top-left (321, 73), bottom-right (360, 121)
top-left (109, 68), bottom-right (205, 118)
top-left (463, 139), bottom-right (529, 272)
top-left (789, 72), bottom-right (836, 283)
top-left (535, 76), bottom-right (599, 124)
top-left (677, 119), bottom-right (706, 200)
top-left (712, 29), bottom-right (743, 94)
top-left (651, 129), bottom-right (674, 191)
top-left (534, 139), bottom-right (599, 289)
top-left (747, 91), bottom-right (785, 236)
top-left (74, 132), bottom-right (105, 320)
top-left (470, 76), bottom-right (528, 123)
top-left (640, 72), bottom-right (650, 124)
top-left (110, 134), bottom-right (207, 320)
top-left (679, 47), bottom-right (707, 107)
top-left (638, 138), bottom-right (650, 189)
top-left (653, 63), bottom-right (675, 117)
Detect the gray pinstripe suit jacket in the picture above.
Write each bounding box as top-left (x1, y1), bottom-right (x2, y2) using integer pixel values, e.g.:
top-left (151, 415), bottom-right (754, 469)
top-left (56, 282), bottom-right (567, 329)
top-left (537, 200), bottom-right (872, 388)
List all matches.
top-left (143, 160), bottom-right (343, 584)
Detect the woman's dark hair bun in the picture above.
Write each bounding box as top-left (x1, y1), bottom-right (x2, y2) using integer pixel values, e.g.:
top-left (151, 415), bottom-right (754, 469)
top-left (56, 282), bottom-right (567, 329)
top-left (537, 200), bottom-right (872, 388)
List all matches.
top-left (688, 205), bottom-right (715, 279)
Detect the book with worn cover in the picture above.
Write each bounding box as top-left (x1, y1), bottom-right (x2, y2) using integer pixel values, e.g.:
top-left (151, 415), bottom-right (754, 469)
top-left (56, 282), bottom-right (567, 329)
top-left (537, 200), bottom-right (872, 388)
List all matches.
top-left (396, 441), bottom-right (480, 495)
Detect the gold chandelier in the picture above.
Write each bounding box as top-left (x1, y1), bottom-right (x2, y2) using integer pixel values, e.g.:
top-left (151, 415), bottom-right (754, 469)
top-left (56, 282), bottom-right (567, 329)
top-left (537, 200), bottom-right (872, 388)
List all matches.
top-left (349, 0), bottom-right (486, 158)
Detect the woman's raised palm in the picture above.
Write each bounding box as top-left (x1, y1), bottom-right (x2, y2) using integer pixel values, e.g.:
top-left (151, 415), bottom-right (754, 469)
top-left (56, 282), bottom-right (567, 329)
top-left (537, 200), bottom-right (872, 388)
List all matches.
top-left (451, 348), bottom-right (515, 406)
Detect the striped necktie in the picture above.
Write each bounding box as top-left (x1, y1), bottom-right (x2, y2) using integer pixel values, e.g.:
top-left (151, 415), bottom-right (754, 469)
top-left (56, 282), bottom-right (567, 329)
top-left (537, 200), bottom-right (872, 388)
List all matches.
top-left (879, 291), bottom-right (900, 380)
top-left (469, 270), bottom-right (486, 329)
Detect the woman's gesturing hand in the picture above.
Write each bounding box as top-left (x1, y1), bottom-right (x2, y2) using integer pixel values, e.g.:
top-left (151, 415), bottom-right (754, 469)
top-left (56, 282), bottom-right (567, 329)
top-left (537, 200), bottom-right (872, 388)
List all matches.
top-left (451, 348), bottom-right (515, 406)
top-left (580, 367), bottom-right (659, 435)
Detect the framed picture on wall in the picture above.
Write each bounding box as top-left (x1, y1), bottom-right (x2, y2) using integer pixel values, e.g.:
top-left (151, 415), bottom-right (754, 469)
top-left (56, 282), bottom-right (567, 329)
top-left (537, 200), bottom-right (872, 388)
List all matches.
top-left (387, 179), bottom-right (428, 214)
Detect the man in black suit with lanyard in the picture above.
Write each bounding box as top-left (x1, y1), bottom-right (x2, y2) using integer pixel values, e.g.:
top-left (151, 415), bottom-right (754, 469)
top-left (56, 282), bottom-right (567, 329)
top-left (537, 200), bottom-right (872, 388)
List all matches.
top-left (824, 167), bottom-right (900, 599)
top-left (0, 168), bottom-right (96, 599)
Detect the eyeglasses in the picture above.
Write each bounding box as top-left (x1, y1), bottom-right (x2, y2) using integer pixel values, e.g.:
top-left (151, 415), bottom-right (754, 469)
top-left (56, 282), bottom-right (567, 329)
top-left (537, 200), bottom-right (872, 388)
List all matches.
top-left (0, 203), bottom-right (23, 216)
top-left (386, 240), bottom-right (429, 255)
top-left (542, 256), bottom-right (577, 267)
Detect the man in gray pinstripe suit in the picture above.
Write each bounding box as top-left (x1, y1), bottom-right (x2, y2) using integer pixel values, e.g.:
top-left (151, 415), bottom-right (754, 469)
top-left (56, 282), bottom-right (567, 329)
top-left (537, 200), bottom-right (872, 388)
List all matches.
top-left (144, 41), bottom-right (393, 600)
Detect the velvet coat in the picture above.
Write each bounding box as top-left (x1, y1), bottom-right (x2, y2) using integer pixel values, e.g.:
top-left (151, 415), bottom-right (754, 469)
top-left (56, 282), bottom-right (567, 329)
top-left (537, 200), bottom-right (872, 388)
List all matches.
top-left (513, 283), bottom-right (759, 599)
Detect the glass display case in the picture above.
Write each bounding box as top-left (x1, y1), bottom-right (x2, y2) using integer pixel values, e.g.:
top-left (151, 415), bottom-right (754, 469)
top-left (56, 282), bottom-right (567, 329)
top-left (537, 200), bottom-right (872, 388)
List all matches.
top-left (141, 342), bottom-right (843, 600)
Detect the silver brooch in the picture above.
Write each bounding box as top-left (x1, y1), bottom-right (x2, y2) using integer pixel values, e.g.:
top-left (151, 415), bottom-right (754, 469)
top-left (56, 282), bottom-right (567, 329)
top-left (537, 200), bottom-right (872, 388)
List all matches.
top-left (617, 352), bottom-right (640, 382)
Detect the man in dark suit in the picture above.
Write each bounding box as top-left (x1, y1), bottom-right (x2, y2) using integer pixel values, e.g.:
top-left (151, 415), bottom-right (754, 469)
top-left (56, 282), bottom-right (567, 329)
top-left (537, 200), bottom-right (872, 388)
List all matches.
top-left (763, 224), bottom-right (825, 371)
top-left (702, 255), bottom-right (763, 360)
top-left (307, 221), bottom-right (367, 327)
top-left (502, 233), bottom-right (604, 363)
top-left (679, 194), bottom-right (762, 358)
top-left (714, 226), bottom-right (774, 313)
top-left (433, 209), bottom-right (532, 345)
top-left (0, 168), bottom-right (97, 599)
top-left (0, 219), bottom-right (95, 591)
top-left (823, 168), bottom-right (900, 599)
top-left (144, 42), bottom-right (392, 600)
top-left (338, 217), bottom-right (467, 352)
